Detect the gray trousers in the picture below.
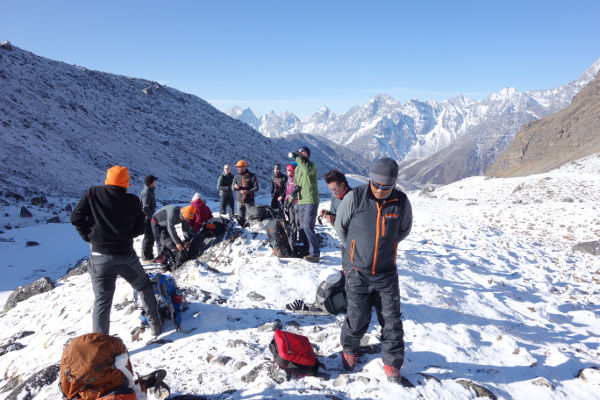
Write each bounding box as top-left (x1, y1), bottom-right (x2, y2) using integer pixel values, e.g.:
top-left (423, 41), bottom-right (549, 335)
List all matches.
top-left (341, 268), bottom-right (404, 368)
top-left (88, 251), bottom-right (160, 334)
top-left (297, 203), bottom-right (320, 256)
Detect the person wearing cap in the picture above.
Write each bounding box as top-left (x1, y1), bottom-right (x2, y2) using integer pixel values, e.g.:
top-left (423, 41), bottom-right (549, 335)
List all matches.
top-left (151, 204), bottom-right (197, 265)
top-left (333, 157), bottom-right (413, 384)
top-left (232, 160), bottom-right (259, 225)
top-left (71, 165), bottom-right (162, 336)
top-left (140, 175), bottom-right (158, 262)
top-left (270, 163), bottom-right (288, 210)
top-left (287, 146), bottom-right (320, 263)
top-left (190, 192), bottom-right (213, 233)
top-left (216, 164), bottom-right (235, 218)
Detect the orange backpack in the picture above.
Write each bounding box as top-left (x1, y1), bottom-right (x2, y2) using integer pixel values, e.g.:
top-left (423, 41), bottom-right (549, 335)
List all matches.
top-left (59, 333), bottom-right (136, 400)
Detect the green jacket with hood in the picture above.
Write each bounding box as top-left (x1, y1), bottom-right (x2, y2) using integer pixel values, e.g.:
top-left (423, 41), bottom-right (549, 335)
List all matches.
top-left (288, 155), bottom-right (320, 205)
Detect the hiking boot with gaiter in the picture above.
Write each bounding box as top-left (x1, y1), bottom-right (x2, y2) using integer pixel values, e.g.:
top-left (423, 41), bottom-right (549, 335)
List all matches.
top-left (384, 364), bottom-right (401, 383)
top-left (342, 353), bottom-right (357, 371)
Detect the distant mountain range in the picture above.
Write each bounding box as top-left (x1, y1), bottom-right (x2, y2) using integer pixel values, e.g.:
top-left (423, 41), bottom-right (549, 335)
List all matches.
top-left (0, 42), bottom-right (368, 204)
top-left (227, 59), bottom-right (600, 184)
top-left (488, 71), bottom-right (600, 177)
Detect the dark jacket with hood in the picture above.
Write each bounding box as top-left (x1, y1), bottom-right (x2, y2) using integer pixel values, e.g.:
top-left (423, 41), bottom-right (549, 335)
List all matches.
top-left (139, 184), bottom-right (156, 219)
top-left (271, 172), bottom-right (288, 198)
top-left (217, 172), bottom-right (234, 197)
top-left (71, 185), bottom-right (145, 255)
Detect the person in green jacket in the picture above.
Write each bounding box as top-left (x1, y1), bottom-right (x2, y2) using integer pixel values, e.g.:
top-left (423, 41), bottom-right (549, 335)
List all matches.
top-left (286, 145), bottom-right (320, 262)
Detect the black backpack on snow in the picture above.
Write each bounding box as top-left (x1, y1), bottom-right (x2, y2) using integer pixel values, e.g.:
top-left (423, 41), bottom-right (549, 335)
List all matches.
top-left (247, 204), bottom-right (273, 221)
top-left (314, 270), bottom-right (347, 314)
top-left (266, 219), bottom-right (294, 257)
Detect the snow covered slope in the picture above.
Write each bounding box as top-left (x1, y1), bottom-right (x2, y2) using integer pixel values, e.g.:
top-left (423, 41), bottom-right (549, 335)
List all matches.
top-left (1, 155), bottom-right (599, 399)
top-left (0, 43), bottom-right (368, 206)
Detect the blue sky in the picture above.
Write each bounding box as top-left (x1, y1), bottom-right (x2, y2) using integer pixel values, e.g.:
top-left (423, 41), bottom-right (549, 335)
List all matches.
top-left (2, 0), bottom-right (599, 118)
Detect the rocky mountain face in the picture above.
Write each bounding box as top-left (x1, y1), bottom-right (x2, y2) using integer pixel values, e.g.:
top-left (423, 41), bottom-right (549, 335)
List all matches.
top-left (487, 72), bottom-right (600, 178)
top-left (228, 59), bottom-right (600, 184)
top-left (0, 43), bottom-right (368, 204)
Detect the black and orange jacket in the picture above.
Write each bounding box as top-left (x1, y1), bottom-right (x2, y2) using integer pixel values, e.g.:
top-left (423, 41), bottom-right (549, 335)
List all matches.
top-left (233, 170), bottom-right (259, 204)
top-left (334, 184), bottom-right (412, 275)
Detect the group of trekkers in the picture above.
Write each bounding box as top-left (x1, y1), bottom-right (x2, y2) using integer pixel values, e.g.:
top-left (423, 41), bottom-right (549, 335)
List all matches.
top-left (70, 144), bottom-right (413, 386)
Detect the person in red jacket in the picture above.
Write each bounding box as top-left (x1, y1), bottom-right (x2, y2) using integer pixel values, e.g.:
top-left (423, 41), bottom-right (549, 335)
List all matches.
top-left (190, 193), bottom-right (213, 233)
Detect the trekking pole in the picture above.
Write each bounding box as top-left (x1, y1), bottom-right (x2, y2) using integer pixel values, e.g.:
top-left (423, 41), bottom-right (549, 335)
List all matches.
top-left (209, 231), bottom-right (240, 270)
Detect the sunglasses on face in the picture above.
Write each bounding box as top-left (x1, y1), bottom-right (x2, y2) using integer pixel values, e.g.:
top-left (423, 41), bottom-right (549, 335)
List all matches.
top-left (371, 181), bottom-right (394, 190)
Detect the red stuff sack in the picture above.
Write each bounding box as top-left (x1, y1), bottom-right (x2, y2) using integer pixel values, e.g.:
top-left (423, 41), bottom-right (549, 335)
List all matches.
top-left (269, 330), bottom-right (319, 376)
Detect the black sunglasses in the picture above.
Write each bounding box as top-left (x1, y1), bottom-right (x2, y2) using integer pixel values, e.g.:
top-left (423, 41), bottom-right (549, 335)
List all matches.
top-left (371, 181), bottom-right (394, 190)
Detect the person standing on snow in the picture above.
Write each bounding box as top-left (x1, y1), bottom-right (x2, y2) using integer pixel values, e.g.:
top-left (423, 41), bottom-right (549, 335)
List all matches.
top-left (216, 164), bottom-right (234, 218)
top-left (334, 157), bottom-right (412, 384)
top-left (270, 163), bottom-right (288, 210)
top-left (233, 159), bottom-right (258, 225)
top-left (286, 146), bottom-right (320, 263)
top-left (71, 165), bottom-right (162, 336)
top-left (284, 163), bottom-right (300, 236)
top-left (139, 174), bottom-right (158, 262)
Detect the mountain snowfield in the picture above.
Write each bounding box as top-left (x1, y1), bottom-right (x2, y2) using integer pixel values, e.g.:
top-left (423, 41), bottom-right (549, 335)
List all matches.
top-left (1, 155), bottom-right (599, 400)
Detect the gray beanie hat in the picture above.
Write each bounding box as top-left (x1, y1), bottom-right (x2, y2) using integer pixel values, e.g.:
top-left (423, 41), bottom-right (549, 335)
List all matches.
top-left (370, 157), bottom-right (398, 185)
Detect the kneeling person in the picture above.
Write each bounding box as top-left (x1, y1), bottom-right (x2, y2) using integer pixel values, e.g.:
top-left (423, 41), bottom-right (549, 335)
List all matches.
top-left (151, 204), bottom-right (196, 265)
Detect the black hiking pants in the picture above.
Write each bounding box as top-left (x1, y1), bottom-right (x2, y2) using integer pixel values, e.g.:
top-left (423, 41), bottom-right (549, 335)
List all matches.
top-left (88, 251), bottom-right (160, 334)
top-left (220, 194), bottom-right (234, 217)
top-left (341, 268), bottom-right (404, 369)
top-left (142, 218), bottom-right (154, 260)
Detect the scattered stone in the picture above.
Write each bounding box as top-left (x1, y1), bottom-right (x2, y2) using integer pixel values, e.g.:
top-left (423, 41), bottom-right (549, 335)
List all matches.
top-left (573, 241), bottom-right (600, 256)
top-left (314, 333), bottom-right (328, 343)
top-left (5, 364), bottom-right (59, 400)
top-left (577, 366), bottom-right (600, 382)
top-left (268, 363), bottom-right (286, 384)
top-left (0, 376), bottom-right (22, 393)
top-left (25, 241), bottom-right (40, 247)
top-left (234, 361), bottom-right (247, 371)
top-left (333, 374), bottom-right (351, 386)
top-left (3, 276), bottom-right (55, 313)
top-left (247, 291), bottom-right (265, 301)
top-left (0, 40), bottom-right (12, 51)
top-left (241, 363), bottom-right (263, 383)
top-left (60, 258), bottom-right (88, 280)
top-left (226, 339), bottom-right (247, 348)
top-left (211, 356), bottom-right (232, 366)
top-left (419, 185), bottom-right (436, 198)
top-left (30, 196), bottom-right (47, 206)
top-left (142, 86), bottom-right (153, 95)
top-left (46, 216), bottom-right (60, 223)
top-left (10, 331), bottom-right (34, 341)
top-left (197, 374), bottom-right (203, 384)
top-left (65, 204), bottom-right (72, 212)
top-left (455, 379), bottom-right (497, 399)
top-left (19, 206), bottom-right (32, 218)
top-left (531, 377), bottom-right (554, 389)
top-left (286, 320), bottom-right (300, 328)
top-left (355, 376), bottom-right (371, 384)
top-left (0, 342), bottom-right (24, 356)
top-left (257, 319), bottom-right (282, 332)
top-left (562, 197), bottom-right (574, 203)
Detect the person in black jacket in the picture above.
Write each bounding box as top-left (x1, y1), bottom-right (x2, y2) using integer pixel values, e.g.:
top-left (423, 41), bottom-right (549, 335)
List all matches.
top-left (334, 158), bottom-right (412, 384)
top-left (216, 164), bottom-right (234, 217)
top-left (139, 174), bottom-right (158, 261)
top-left (71, 165), bottom-right (162, 336)
top-left (233, 160), bottom-right (259, 224)
top-left (270, 164), bottom-right (288, 210)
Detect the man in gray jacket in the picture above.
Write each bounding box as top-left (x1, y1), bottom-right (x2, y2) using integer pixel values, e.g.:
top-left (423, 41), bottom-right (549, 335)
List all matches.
top-left (140, 175), bottom-right (158, 261)
top-left (216, 164), bottom-right (234, 217)
top-left (151, 204), bottom-right (196, 263)
top-left (334, 157), bottom-right (412, 384)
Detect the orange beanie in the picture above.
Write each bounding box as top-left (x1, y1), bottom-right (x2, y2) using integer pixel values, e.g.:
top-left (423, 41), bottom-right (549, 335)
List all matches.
top-left (181, 205), bottom-right (197, 220)
top-left (105, 165), bottom-right (130, 188)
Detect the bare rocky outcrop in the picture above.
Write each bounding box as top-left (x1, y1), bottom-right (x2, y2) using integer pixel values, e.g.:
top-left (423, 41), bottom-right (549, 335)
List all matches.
top-left (488, 73), bottom-right (600, 177)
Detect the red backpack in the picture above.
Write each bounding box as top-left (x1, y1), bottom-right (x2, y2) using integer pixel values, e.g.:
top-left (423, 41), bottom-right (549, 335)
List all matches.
top-left (269, 330), bottom-right (319, 376)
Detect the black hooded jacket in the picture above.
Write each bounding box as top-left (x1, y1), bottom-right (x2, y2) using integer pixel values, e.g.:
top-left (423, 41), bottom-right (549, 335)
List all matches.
top-left (71, 185), bottom-right (146, 254)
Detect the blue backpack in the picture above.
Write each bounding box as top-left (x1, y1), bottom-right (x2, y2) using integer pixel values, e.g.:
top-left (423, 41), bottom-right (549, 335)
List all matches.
top-left (135, 272), bottom-right (182, 328)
